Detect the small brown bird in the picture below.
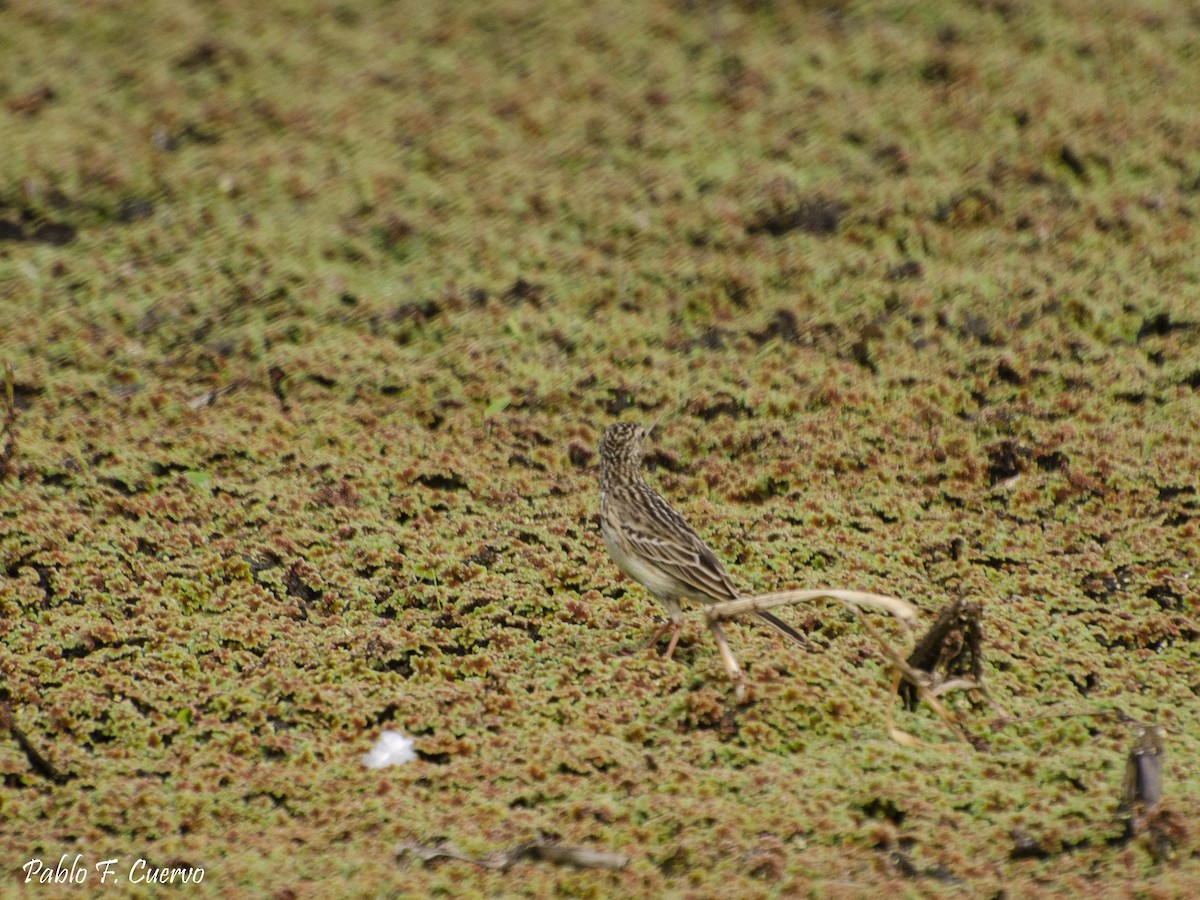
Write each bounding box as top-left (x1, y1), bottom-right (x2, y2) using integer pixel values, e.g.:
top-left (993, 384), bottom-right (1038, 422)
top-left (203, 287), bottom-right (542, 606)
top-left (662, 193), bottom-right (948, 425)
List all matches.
top-left (598, 422), bottom-right (810, 699)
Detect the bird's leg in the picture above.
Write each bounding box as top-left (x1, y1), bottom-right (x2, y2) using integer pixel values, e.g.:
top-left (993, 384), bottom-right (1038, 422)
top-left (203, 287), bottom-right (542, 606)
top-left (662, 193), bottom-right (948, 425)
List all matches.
top-left (636, 619), bottom-right (675, 655)
top-left (662, 621), bottom-right (683, 660)
top-left (644, 599), bottom-right (685, 659)
top-left (707, 619), bottom-right (747, 703)
top-left (641, 602), bottom-right (686, 658)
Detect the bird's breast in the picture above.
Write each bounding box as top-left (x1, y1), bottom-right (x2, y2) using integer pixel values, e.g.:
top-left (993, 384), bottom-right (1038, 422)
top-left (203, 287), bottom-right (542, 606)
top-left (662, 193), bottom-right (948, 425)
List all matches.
top-left (601, 515), bottom-right (682, 600)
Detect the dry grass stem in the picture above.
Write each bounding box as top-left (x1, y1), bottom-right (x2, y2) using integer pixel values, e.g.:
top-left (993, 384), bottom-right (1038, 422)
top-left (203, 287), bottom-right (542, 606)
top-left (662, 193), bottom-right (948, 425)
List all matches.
top-left (705, 589), bottom-right (918, 630)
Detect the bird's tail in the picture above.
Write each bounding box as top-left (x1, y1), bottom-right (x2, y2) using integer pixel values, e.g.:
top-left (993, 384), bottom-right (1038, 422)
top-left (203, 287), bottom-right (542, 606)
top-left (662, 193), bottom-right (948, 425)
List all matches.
top-left (754, 610), bottom-right (816, 650)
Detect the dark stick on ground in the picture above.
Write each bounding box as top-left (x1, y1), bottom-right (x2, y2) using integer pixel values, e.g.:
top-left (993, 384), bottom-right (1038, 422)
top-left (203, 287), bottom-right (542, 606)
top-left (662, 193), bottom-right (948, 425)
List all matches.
top-left (0, 700), bottom-right (70, 785)
top-left (1, 361), bottom-right (16, 481)
top-left (899, 597), bottom-right (984, 712)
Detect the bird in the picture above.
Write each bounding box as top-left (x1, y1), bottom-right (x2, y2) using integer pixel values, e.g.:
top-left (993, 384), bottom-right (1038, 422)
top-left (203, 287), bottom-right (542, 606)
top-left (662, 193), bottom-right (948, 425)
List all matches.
top-left (598, 422), bottom-right (811, 699)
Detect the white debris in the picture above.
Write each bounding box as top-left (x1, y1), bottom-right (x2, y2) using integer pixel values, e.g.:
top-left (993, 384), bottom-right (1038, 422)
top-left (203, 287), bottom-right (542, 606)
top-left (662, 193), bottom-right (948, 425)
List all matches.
top-left (363, 731), bottom-right (416, 768)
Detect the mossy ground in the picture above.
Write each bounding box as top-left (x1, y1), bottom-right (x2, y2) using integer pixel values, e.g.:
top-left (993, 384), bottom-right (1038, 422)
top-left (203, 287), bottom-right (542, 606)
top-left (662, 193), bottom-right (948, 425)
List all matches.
top-left (2, 0), bottom-right (1198, 895)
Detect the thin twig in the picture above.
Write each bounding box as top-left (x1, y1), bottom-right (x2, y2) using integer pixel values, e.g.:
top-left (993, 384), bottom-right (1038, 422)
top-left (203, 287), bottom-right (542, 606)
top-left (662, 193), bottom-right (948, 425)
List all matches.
top-left (396, 839), bottom-right (628, 872)
top-left (705, 589), bottom-right (919, 631)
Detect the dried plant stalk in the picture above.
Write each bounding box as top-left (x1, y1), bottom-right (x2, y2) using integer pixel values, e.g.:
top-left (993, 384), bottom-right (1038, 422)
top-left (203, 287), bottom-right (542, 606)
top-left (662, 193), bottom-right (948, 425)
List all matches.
top-left (899, 598), bottom-right (984, 711)
top-left (396, 839), bottom-right (628, 872)
top-left (705, 589), bottom-right (918, 632)
top-left (1121, 725), bottom-right (1166, 815)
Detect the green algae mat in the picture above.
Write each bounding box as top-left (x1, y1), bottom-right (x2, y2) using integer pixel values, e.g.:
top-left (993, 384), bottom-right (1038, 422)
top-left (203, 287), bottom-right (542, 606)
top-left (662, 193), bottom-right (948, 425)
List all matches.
top-left (2, 0), bottom-right (1198, 895)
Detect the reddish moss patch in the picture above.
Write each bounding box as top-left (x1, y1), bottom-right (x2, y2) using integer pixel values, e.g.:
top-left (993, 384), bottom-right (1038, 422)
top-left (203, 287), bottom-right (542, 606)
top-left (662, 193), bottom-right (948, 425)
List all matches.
top-left (1, 0), bottom-right (1198, 894)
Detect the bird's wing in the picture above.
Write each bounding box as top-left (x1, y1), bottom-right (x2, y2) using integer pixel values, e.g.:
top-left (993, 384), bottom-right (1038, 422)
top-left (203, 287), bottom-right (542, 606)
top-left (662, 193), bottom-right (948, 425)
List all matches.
top-left (619, 484), bottom-right (741, 603)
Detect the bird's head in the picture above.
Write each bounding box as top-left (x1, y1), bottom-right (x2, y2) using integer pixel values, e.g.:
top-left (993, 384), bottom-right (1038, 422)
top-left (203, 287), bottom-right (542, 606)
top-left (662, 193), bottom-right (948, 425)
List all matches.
top-left (598, 422), bottom-right (648, 487)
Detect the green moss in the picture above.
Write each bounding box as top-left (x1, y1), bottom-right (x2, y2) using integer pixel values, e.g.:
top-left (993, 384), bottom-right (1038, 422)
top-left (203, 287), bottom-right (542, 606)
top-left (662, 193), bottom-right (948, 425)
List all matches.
top-left (1, 0), bottom-right (1198, 894)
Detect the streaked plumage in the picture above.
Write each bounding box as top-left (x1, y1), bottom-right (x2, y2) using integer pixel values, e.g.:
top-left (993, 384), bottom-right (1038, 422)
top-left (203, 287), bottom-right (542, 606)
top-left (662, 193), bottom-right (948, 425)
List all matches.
top-left (598, 422), bottom-right (810, 672)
